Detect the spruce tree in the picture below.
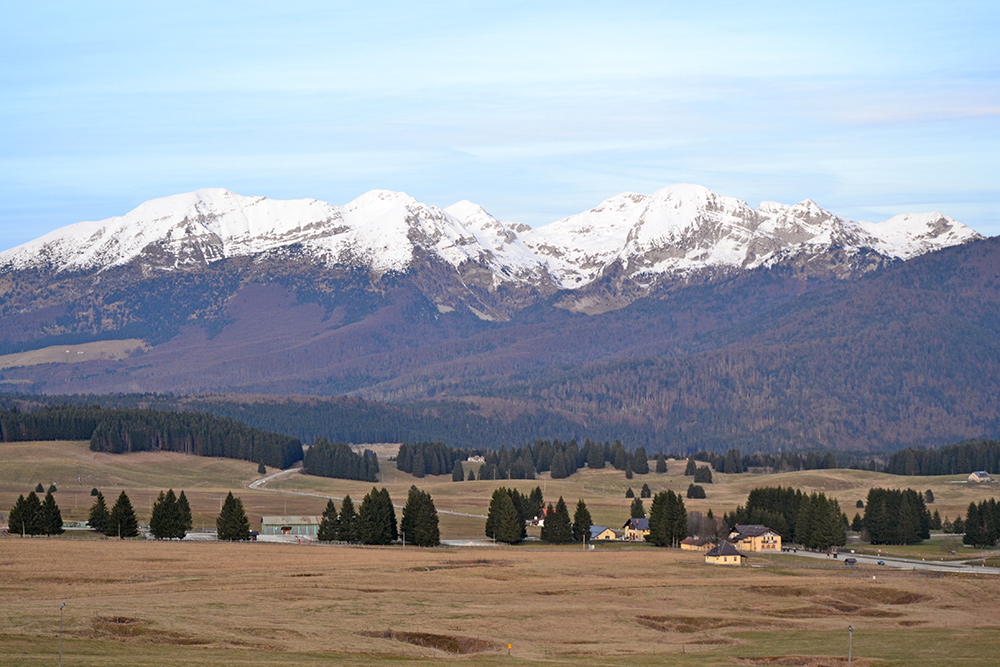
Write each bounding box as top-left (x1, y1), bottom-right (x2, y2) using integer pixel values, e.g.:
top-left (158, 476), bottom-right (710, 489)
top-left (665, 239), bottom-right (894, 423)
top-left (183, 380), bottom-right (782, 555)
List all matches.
top-left (318, 499), bottom-right (339, 541)
top-left (452, 460), bottom-right (465, 482)
top-left (485, 488), bottom-right (523, 544)
top-left (630, 497), bottom-right (645, 519)
top-left (21, 491), bottom-right (43, 535)
top-left (640, 483), bottom-right (652, 499)
top-left (467, 468), bottom-right (476, 481)
top-left (547, 497), bottom-right (573, 543)
top-left (693, 466), bottom-right (713, 484)
top-left (572, 499), bottom-right (592, 542)
top-left (107, 491), bottom-right (139, 538)
top-left (655, 453), bottom-right (667, 474)
top-left (684, 457), bottom-right (697, 476)
top-left (625, 487), bottom-right (634, 498)
top-left (359, 487), bottom-right (396, 545)
top-left (527, 486), bottom-right (545, 521)
top-left (8, 495), bottom-right (30, 535)
top-left (258, 462), bottom-right (267, 475)
top-left (851, 513), bottom-right (863, 532)
top-left (337, 495), bottom-right (359, 543)
top-left (401, 487), bottom-right (440, 547)
top-left (91, 487), bottom-right (100, 496)
top-left (88, 491), bottom-right (110, 534)
top-left (216, 491), bottom-right (250, 541)
top-left (149, 491), bottom-right (172, 539)
top-left (176, 491), bottom-right (192, 538)
top-left (632, 447), bottom-right (649, 474)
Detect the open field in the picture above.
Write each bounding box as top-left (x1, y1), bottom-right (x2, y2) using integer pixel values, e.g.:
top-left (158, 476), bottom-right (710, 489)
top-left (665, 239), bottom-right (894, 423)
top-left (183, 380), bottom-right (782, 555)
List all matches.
top-left (2, 538), bottom-right (1000, 665)
top-left (2, 441), bottom-right (1000, 664)
top-left (2, 440), bottom-right (999, 539)
top-left (0, 339), bottom-right (148, 370)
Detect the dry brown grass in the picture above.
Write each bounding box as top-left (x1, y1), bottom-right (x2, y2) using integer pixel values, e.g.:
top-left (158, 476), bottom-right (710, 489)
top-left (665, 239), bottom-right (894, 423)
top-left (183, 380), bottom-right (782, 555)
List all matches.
top-left (2, 537), bottom-right (1000, 665)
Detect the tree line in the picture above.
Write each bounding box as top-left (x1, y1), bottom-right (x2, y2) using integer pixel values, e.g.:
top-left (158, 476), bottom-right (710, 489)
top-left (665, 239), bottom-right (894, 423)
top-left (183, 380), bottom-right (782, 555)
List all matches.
top-left (691, 448), bottom-right (838, 474)
top-left (303, 439), bottom-right (379, 482)
top-left (882, 439), bottom-right (1000, 476)
top-left (396, 441), bottom-right (475, 477)
top-left (0, 405), bottom-right (303, 469)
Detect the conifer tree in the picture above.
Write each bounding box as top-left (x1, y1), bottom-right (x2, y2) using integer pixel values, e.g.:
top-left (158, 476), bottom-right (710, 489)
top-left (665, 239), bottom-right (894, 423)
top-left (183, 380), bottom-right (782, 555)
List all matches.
top-left (337, 495), bottom-right (359, 543)
top-left (176, 491), bottom-right (192, 538)
top-left (150, 490), bottom-right (174, 539)
top-left (656, 452), bottom-right (668, 473)
top-left (20, 491), bottom-right (43, 535)
top-left (693, 466), bottom-right (713, 484)
top-left (401, 487), bottom-right (440, 547)
top-left (630, 497), bottom-right (646, 519)
top-left (527, 486), bottom-right (545, 521)
top-left (684, 457), bottom-right (697, 476)
top-left (88, 491), bottom-right (110, 534)
top-left (452, 460), bottom-right (465, 482)
top-left (485, 488), bottom-right (524, 544)
top-left (8, 494), bottom-right (39, 536)
top-left (625, 487), bottom-right (634, 498)
top-left (686, 484), bottom-right (706, 499)
top-left (359, 487), bottom-right (397, 545)
top-left (318, 499), bottom-right (339, 541)
top-left (107, 491), bottom-right (139, 538)
top-left (467, 467), bottom-right (476, 481)
top-left (632, 447), bottom-right (650, 474)
top-left (91, 487), bottom-right (100, 496)
top-left (572, 499), bottom-right (592, 542)
top-left (851, 513), bottom-right (863, 532)
top-left (541, 498), bottom-right (573, 543)
top-left (258, 462), bottom-right (267, 475)
top-left (216, 491), bottom-right (250, 541)
top-left (640, 483), bottom-right (652, 499)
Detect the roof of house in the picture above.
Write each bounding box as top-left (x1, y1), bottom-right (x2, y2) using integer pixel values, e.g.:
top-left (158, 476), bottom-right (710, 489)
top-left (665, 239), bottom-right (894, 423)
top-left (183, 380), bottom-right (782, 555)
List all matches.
top-left (731, 524), bottom-right (780, 539)
top-left (623, 518), bottom-right (650, 531)
top-left (972, 471), bottom-right (991, 476)
top-left (706, 540), bottom-right (743, 558)
top-left (682, 536), bottom-right (716, 546)
top-left (590, 525), bottom-right (610, 539)
top-left (260, 515), bottom-right (322, 525)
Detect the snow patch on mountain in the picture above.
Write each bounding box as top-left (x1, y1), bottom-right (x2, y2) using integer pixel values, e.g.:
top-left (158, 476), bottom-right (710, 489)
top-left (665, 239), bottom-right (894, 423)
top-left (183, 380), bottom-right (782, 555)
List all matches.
top-left (0, 186), bottom-right (983, 294)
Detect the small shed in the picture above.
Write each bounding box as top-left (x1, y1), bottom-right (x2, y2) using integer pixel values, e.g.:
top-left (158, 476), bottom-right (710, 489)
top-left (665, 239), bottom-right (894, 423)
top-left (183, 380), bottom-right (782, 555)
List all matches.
top-left (705, 540), bottom-right (745, 566)
top-left (968, 471), bottom-right (993, 483)
top-left (260, 515), bottom-right (322, 537)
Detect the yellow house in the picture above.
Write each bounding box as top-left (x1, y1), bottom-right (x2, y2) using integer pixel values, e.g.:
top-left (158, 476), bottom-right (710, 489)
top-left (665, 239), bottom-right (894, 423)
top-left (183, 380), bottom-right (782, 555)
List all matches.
top-left (729, 524), bottom-right (781, 552)
top-left (590, 526), bottom-right (620, 541)
top-left (622, 518), bottom-right (650, 541)
top-left (704, 540), bottom-right (744, 565)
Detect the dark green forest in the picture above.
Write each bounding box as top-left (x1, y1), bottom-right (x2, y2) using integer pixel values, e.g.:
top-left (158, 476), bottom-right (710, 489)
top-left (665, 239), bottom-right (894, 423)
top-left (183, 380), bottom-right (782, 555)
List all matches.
top-left (0, 405), bottom-right (303, 468)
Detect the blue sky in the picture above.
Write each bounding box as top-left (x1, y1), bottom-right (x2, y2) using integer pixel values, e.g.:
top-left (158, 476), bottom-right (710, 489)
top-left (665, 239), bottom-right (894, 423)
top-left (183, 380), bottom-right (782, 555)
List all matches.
top-left (1, 1), bottom-right (997, 250)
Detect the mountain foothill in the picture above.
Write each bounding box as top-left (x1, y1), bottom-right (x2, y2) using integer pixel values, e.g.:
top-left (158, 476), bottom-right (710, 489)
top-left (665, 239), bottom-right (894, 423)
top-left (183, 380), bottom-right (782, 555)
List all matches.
top-left (0, 185), bottom-right (997, 453)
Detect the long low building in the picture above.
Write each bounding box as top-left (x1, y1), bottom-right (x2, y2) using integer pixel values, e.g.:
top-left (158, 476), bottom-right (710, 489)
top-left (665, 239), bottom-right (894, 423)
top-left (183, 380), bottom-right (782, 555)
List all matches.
top-left (260, 515), bottom-right (322, 538)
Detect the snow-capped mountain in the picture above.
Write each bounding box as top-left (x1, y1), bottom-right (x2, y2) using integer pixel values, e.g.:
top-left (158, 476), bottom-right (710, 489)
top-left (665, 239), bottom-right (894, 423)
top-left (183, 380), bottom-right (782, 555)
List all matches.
top-left (0, 185), bottom-right (983, 305)
top-left (518, 184), bottom-right (982, 289)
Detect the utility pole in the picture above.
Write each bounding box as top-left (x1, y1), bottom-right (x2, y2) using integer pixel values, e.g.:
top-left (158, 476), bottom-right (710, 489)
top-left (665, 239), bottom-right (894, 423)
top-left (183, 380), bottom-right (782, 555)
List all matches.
top-left (847, 625), bottom-right (854, 666)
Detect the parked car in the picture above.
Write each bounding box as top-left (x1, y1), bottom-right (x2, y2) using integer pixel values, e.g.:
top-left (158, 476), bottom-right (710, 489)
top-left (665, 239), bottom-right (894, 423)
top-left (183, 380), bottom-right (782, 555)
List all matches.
top-left (877, 560), bottom-right (885, 565)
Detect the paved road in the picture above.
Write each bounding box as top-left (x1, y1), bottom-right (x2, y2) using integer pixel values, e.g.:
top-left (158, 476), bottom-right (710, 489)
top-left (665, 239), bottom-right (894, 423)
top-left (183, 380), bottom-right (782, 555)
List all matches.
top-left (784, 549), bottom-right (1000, 574)
top-left (247, 467), bottom-right (488, 519)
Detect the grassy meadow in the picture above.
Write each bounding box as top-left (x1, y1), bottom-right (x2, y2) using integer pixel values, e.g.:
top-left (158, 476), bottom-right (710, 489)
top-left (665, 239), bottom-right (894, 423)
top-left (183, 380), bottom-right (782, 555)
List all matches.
top-left (2, 440), bottom-right (1000, 665)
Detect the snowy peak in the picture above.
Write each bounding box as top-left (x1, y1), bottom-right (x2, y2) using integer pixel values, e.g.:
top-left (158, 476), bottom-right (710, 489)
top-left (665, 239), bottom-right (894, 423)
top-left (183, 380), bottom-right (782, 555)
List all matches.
top-left (0, 186), bottom-right (984, 300)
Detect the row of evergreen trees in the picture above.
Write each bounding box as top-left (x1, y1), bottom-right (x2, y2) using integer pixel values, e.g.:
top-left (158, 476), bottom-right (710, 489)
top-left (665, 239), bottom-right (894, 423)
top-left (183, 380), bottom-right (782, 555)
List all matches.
top-left (683, 457), bottom-right (714, 483)
top-left (149, 489), bottom-right (193, 539)
top-left (884, 439), bottom-right (1000, 476)
top-left (303, 439), bottom-right (379, 482)
top-left (396, 442), bottom-right (474, 478)
top-left (318, 487), bottom-right (441, 546)
top-left (87, 491), bottom-right (140, 538)
top-left (537, 497), bottom-right (593, 544)
top-left (90, 409), bottom-right (304, 468)
top-left (963, 499), bottom-right (1000, 548)
top-left (8, 490), bottom-right (64, 536)
top-left (691, 449), bottom-right (838, 474)
top-left (862, 488), bottom-right (931, 545)
top-left (484, 487), bottom-right (544, 543)
top-left (0, 405), bottom-right (303, 469)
